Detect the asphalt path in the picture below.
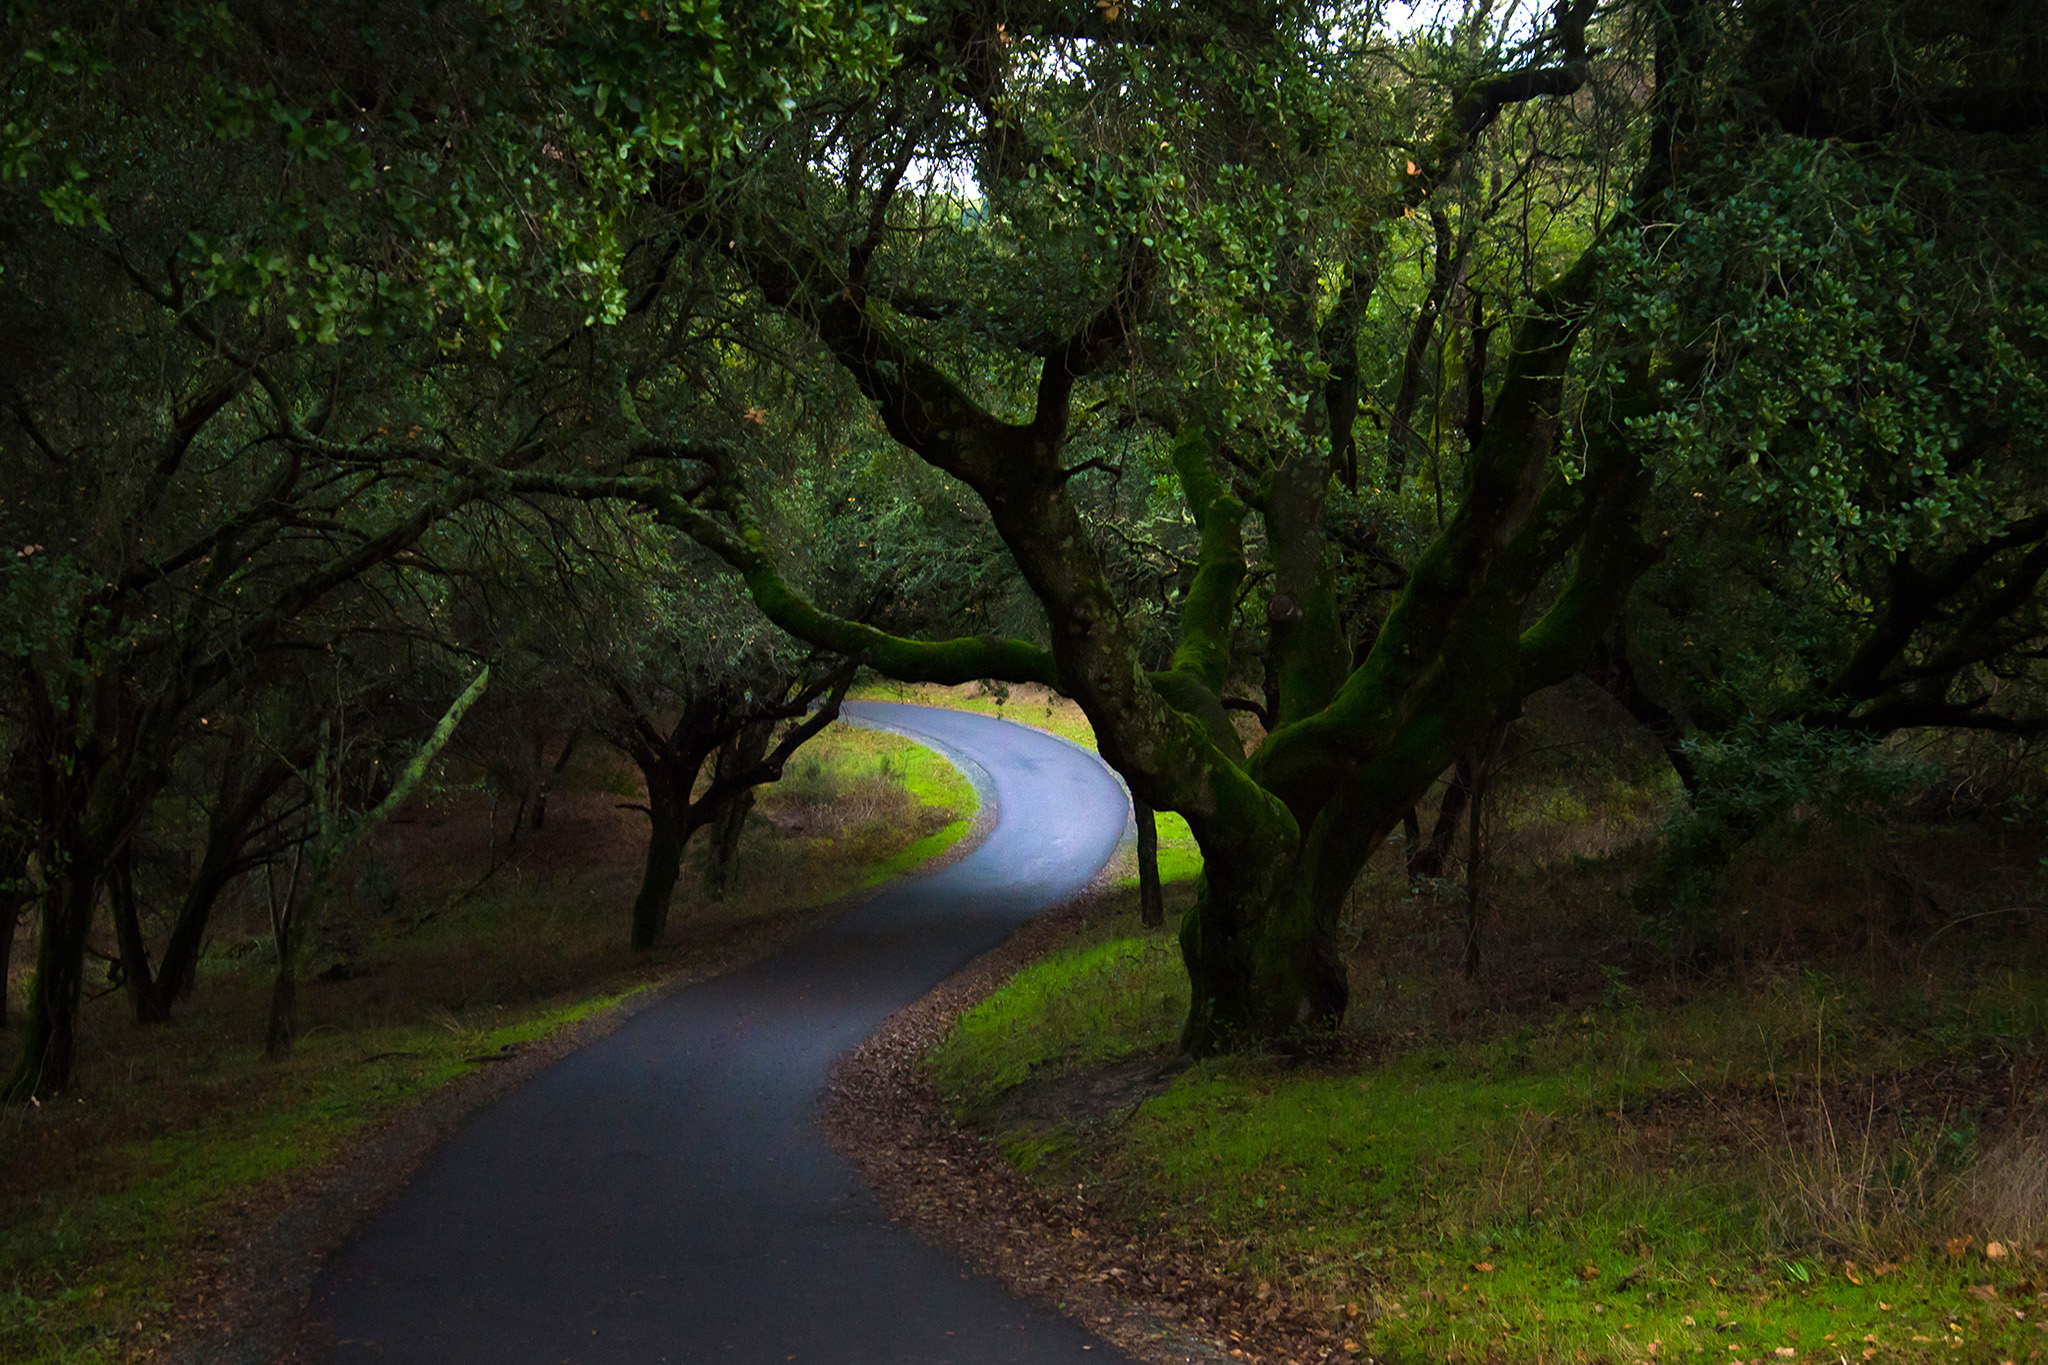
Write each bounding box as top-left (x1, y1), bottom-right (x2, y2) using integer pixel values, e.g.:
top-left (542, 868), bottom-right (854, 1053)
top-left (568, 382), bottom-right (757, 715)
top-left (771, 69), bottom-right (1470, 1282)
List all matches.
top-left (311, 701), bottom-right (1138, 1364)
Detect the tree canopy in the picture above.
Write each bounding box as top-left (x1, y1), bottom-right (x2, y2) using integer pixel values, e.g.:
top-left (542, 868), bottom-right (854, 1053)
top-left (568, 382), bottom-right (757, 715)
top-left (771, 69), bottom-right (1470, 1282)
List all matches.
top-left (3, 0), bottom-right (2045, 1095)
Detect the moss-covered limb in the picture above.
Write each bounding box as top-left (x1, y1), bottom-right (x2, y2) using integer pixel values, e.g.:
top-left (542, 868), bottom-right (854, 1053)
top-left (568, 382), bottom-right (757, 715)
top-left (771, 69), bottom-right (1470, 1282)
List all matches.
top-left (1166, 425), bottom-right (1246, 695)
top-left (1515, 462), bottom-right (1657, 696)
top-left (1264, 454), bottom-right (1351, 728)
top-left (1319, 255), bottom-right (1381, 490)
top-left (734, 218), bottom-right (1247, 832)
top-left (1246, 256), bottom-right (1594, 813)
top-left (1148, 671), bottom-right (1244, 764)
top-left (493, 467), bottom-right (1064, 688)
top-left (734, 536), bottom-right (1063, 687)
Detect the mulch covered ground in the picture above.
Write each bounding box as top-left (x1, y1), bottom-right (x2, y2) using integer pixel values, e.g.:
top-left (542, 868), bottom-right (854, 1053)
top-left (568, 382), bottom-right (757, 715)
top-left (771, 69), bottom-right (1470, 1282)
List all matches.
top-left (820, 887), bottom-right (1369, 1365)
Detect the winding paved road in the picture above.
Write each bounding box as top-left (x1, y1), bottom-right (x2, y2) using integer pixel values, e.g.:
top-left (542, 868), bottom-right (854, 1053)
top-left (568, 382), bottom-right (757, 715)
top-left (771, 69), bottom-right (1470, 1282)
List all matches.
top-left (311, 702), bottom-right (1137, 1364)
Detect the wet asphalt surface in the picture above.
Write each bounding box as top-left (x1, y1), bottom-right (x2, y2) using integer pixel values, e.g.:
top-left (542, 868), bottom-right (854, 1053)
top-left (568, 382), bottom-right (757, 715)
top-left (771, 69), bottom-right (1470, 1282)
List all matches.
top-left (311, 702), bottom-right (1137, 1364)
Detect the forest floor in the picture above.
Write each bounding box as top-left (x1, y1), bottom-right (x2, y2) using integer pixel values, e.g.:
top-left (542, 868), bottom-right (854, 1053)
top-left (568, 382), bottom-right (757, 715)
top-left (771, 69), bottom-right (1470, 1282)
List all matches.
top-left (0, 719), bottom-right (978, 1365)
top-left (835, 683), bottom-right (2048, 1365)
top-left (12, 684), bottom-right (2047, 1365)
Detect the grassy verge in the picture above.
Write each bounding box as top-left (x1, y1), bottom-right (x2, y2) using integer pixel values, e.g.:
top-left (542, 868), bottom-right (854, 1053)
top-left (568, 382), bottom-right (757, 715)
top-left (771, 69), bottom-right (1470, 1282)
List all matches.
top-left (927, 874), bottom-right (2048, 1365)
top-left (807, 721), bottom-right (981, 891)
top-left (0, 722), bottom-right (974, 1365)
top-left (849, 678), bottom-right (1207, 886)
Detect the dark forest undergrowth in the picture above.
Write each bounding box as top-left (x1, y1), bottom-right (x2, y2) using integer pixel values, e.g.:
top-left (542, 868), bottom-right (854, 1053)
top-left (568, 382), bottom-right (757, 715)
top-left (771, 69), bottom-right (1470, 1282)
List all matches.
top-left (0, 722), bottom-right (974, 1365)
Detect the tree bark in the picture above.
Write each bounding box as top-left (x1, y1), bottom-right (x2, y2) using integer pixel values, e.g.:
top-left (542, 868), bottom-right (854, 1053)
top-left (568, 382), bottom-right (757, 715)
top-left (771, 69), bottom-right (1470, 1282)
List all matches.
top-left (703, 787), bottom-right (754, 901)
top-left (4, 853), bottom-right (105, 1101)
top-left (531, 728), bottom-right (582, 833)
top-left (0, 836), bottom-right (28, 1030)
top-left (630, 761), bottom-right (698, 950)
top-left (1135, 800), bottom-right (1164, 928)
top-left (108, 849), bottom-right (170, 1025)
top-left (264, 933), bottom-right (299, 1058)
top-left (1178, 830), bottom-right (1349, 1053)
top-left (704, 721), bottom-right (772, 900)
top-left (145, 850), bottom-right (243, 1017)
top-left (1410, 753), bottom-right (1475, 879)
top-left (1462, 725), bottom-right (1506, 980)
top-left (0, 900), bottom-right (15, 1030)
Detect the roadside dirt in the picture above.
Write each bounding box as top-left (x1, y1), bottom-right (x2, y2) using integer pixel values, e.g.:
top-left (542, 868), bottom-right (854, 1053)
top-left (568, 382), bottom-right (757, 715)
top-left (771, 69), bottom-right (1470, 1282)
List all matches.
top-left (820, 886), bottom-right (1364, 1365)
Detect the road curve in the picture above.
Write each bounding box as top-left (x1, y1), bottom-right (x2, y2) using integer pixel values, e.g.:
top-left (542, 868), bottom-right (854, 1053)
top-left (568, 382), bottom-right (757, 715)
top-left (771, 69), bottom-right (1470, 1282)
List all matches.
top-left (311, 702), bottom-right (1136, 1364)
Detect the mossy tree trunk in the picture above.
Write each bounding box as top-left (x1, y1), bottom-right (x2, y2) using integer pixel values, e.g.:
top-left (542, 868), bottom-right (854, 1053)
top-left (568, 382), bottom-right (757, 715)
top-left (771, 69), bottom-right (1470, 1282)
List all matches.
top-left (506, 0), bottom-right (1695, 1054)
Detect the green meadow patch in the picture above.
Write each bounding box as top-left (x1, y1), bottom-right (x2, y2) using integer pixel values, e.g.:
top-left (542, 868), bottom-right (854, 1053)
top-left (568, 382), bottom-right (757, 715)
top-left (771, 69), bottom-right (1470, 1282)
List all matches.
top-left (930, 891), bottom-right (2048, 1365)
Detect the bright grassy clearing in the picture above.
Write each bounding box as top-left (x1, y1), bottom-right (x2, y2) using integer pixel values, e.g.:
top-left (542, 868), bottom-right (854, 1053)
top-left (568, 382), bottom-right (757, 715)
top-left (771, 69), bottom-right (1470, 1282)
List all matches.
top-left (850, 679), bottom-right (1207, 884)
top-left (823, 721), bottom-right (982, 889)
top-left (929, 913), bottom-right (2048, 1365)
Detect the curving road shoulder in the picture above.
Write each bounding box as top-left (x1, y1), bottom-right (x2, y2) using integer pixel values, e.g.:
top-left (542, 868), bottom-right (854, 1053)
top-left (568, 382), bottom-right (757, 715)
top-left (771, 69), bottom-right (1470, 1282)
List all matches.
top-left (309, 702), bottom-right (1135, 1364)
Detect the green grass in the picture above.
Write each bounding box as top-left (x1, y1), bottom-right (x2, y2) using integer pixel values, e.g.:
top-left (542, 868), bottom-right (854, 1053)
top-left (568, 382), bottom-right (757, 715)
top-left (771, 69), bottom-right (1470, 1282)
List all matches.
top-left (1139, 810), bottom-right (1202, 886)
top-left (850, 678), bottom-right (1102, 750)
top-left (849, 679), bottom-right (1208, 885)
top-left (753, 722), bottom-right (980, 905)
top-left (930, 902), bottom-right (2048, 1364)
top-left (929, 921), bottom-right (1187, 1112)
top-left (848, 727), bottom-right (980, 888)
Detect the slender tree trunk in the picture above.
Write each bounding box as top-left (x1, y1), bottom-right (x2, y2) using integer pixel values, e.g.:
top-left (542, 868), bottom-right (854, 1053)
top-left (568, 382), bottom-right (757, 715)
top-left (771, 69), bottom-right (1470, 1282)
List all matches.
top-left (704, 723), bottom-right (772, 900)
top-left (0, 899), bottom-right (16, 1029)
top-left (265, 938), bottom-right (299, 1058)
top-left (531, 729), bottom-right (581, 833)
top-left (269, 670), bottom-right (489, 1056)
top-left (1409, 753), bottom-right (1475, 879)
top-left (1135, 800), bottom-right (1164, 928)
top-left (107, 849), bottom-right (169, 1025)
top-left (703, 789), bottom-right (753, 900)
top-left (0, 840), bottom-right (27, 1031)
top-left (146, 855), bottom-right (240, 1016)
top-left (630, 765), bottom-right (692, 950)
top-left (264, 849), bottom-right (306, 1059)
top-left (1457, 724), bottom-right (1510, 979)
top-left (4, 853), bottom-right (105, 1101)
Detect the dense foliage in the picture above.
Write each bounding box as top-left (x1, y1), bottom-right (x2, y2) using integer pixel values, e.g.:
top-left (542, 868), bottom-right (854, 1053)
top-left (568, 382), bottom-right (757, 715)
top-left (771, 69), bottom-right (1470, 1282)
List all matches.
top-left (2, 0), bottom-right (2045, 1097)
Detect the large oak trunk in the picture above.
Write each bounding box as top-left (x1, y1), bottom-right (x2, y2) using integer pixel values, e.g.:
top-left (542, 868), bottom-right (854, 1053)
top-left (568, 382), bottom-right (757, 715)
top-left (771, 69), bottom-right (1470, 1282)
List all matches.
top-left (1178, 857), bottom-right (1349, 1055)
